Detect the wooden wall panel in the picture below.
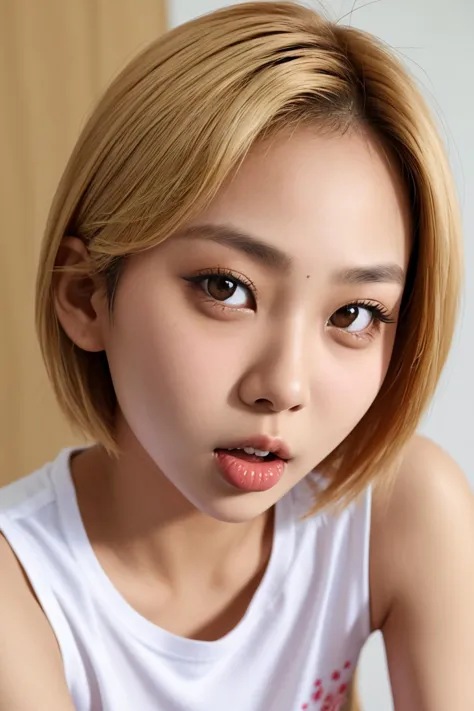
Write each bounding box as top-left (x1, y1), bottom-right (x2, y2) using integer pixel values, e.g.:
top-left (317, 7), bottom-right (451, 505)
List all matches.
top-left (0, 0), bottom-right (167, 483)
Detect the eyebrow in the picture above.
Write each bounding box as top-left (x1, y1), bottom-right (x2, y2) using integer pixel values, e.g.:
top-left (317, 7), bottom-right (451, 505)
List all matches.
top-left (175, 222), bottom-right (405, 285)
top-left (175, 223), bottom-right (292, 271)
top-left (336, 264), bottom-right (406, 286)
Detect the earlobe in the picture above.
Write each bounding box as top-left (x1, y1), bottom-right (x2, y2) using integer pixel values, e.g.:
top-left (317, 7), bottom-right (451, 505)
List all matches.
top-left (54, 236), bottom-right (107, 353)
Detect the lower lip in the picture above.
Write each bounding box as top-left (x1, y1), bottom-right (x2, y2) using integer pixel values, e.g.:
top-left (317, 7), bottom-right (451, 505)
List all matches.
top-left (214, 450), bottom-right (286, 492)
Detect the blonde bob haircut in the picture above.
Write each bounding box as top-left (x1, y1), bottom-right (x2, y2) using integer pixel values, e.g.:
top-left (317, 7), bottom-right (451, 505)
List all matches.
top-left (36, 1), bottom-right (462, 511)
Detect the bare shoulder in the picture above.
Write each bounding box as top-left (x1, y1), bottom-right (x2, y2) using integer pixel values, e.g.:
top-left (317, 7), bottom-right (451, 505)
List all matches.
top-left (374, 434), bottom-right (472, 523)
top-left (0, 534), bottom-right (74, 710)
top-left (370, 434), bottom-right (474, 630)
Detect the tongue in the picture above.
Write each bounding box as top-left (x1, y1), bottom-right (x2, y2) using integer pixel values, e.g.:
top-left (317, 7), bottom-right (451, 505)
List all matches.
top-left (217, 448), bottom-right (267, 463)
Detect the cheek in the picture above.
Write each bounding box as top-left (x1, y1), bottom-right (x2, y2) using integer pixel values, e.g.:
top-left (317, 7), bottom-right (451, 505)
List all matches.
top-left (104, 294), bottom-right (240, 434)
top-left (318, 334), bottom-right (395, 436)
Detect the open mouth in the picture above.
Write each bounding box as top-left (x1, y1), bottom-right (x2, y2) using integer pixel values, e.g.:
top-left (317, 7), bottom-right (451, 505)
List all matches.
top-left (214, 447), bottom-right (281, 463)
top-left (213, 446), bottom-right (288, 492)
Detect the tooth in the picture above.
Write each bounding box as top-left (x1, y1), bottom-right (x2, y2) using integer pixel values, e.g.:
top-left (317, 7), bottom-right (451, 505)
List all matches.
top-left (243, 447), bottom-right (270, 457)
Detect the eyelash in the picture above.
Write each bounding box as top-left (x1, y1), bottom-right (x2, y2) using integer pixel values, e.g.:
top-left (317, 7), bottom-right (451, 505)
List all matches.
top-left (185, 268), bottom-right (396, 338)
top-left (336, 301), bottom-right (396, 341)
top-left (184, 267), bottom-right (257, 307)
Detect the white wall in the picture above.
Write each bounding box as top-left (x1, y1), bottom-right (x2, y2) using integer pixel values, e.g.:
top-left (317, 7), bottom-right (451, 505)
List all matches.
top-left (169, 2), bottom-right (474, 709)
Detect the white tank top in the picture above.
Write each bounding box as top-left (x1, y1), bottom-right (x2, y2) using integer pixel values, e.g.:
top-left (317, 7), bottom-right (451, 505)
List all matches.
top-left (0, 448), bottom-right (372, 711)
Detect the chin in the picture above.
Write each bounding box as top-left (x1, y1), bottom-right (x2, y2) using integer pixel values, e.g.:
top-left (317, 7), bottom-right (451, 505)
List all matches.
top-left (194, 492), bottom-right (276, 524)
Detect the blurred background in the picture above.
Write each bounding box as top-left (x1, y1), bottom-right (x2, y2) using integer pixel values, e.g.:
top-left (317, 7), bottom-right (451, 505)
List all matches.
top-left (0, 0), bottom-right (168, 480)
top-left (1, 1), bottom-right (473, 709)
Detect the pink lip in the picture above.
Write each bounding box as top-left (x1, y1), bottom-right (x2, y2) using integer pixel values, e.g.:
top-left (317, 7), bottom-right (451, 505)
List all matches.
top-left (214, 450), bottom-right (286, 492)
top-left (213, 435), bottom-right (292, 492)
top-left (221, 435), bottom-right (292, 461)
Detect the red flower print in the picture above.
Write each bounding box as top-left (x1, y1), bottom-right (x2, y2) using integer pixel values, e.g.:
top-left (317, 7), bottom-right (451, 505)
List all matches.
top-left (301, 659), bottom-right (352, 710)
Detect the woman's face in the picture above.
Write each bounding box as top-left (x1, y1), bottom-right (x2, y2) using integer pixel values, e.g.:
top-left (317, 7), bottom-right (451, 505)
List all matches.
top-left (91, 127), bottom-right (411, 521)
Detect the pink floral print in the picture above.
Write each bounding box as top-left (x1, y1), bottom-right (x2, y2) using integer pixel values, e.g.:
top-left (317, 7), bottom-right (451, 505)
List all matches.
top-left (300, 660), bottom-right (352, 710)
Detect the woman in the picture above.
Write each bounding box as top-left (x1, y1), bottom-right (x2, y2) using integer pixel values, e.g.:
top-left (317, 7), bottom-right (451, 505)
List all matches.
top-left (1, 3), bottom-right (473, 710)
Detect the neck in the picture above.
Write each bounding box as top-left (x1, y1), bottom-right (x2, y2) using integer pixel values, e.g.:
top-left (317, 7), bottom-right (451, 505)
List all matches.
top-left (71, 431), bottom-right (273, 588)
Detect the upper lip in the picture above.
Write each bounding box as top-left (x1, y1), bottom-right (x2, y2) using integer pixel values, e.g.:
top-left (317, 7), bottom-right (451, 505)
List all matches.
top-left (217, 436), bottom-right (292, 461)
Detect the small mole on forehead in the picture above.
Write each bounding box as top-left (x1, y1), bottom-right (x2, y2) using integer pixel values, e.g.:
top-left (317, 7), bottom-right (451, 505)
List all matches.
top-left (306, 274), bottom-right (310, 279)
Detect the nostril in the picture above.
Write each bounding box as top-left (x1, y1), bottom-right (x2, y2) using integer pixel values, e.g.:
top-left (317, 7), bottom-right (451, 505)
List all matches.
top-left (253, 398), bottom-right (276, 412)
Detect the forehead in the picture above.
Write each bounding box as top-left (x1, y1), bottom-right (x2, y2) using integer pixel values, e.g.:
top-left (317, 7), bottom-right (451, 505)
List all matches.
top-left (198, 127), bottom-right (411, 273)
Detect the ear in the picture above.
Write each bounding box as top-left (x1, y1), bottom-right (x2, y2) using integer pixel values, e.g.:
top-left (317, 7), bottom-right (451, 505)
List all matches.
top-left (54, 237), bottom-right (107, 353)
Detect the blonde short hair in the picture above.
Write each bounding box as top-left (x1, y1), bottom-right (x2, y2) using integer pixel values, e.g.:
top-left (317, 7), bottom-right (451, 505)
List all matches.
top-left (36, 2), bottom-right (462, 510)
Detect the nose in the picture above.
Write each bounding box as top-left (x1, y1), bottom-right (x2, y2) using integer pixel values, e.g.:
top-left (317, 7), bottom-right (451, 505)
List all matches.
top-left (238, 317), bottom-right (310, 413)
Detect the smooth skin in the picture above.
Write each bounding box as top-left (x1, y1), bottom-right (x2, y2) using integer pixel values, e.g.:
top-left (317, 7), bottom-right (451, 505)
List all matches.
top-left (1, 127), bottom-right (473, 710)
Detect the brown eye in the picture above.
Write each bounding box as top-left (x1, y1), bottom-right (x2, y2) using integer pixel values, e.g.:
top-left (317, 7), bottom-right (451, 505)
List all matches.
top-left (194, 272), bottom-right (255, 308)
top-left (206, 275), bottom-right (237, 301)
top-left (329, 305), bottom-right (373, 332)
